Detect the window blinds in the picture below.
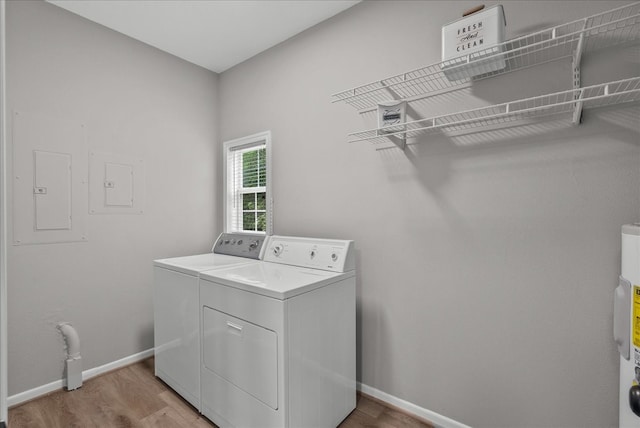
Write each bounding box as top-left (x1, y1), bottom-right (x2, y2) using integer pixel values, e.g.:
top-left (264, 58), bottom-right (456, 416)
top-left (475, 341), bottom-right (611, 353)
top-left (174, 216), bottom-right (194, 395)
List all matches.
top-left (227, 141), bottom-right (267, 233)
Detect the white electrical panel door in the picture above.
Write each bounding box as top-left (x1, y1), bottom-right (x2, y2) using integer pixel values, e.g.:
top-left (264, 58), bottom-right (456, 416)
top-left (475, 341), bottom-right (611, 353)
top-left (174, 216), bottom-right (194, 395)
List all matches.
top-left (89, 152), bottom-right (144, 214)
top-left (105, 162), bottom-right (133, 207)
top-left (33, 151), bottom-right (72, 230)
top-left (12, 111), bottom-right (87, 245)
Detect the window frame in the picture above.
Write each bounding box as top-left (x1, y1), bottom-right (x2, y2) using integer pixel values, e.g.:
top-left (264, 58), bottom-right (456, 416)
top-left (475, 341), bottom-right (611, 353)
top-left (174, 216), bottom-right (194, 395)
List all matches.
top-left (223, 131), bottom-right (272, 235)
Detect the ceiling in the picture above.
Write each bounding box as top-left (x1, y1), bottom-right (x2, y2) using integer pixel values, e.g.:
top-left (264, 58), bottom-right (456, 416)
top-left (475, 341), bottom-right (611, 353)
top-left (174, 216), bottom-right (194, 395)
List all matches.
top-left (47, 0), bottom-right (360, 73)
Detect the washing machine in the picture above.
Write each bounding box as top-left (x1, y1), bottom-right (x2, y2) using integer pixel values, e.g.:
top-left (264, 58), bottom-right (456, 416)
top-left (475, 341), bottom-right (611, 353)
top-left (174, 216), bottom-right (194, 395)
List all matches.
top-left (153, 232), bottom-right (266, 410)
top-left (199, 235), bottom-right (356, 428)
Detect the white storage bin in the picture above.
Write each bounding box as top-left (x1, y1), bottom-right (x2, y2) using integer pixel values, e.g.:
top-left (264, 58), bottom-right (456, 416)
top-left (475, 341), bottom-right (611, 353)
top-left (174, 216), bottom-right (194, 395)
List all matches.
top-left (441, 4), bottom-right (506, 81)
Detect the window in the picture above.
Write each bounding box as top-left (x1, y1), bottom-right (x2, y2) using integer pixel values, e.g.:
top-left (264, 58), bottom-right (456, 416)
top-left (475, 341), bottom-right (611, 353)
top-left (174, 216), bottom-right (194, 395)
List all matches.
top-left (223, 131), bottom-right (272, 235)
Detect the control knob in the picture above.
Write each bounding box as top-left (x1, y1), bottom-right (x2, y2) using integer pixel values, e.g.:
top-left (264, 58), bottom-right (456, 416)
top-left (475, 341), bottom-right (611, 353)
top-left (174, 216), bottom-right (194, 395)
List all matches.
top-left (272, 244), bottom-right (283, 257)
top-left (249, 240), bottom-right (259, 250)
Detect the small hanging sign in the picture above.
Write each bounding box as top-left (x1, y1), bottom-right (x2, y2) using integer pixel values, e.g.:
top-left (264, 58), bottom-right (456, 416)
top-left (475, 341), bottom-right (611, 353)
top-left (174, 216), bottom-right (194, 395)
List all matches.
top-left (377, 101), bottom-right (406, 134)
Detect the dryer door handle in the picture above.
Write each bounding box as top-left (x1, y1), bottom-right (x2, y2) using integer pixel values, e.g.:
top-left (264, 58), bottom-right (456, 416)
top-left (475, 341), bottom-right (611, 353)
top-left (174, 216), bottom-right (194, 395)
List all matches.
top-left (226, 321), bottom-right (243, 333)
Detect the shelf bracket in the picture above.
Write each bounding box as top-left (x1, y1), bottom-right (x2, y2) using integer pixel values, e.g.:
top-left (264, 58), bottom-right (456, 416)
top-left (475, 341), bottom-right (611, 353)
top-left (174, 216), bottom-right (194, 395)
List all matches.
top-left (389, 135), bottom-right (406, 150)
top-left (380, 80), bottom-right (402, 101)
top-left (572, 19), bottom-right (587, 125)
top-left (573, 89), bottom-right (584, 125)
top-left (375, 129), bottom-right (406, 150)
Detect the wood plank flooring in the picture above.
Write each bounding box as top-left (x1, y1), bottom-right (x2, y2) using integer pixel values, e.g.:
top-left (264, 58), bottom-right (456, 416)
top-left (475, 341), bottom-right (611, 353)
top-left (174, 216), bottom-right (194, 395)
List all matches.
top-left (9, 358), bottom-right (433, 428)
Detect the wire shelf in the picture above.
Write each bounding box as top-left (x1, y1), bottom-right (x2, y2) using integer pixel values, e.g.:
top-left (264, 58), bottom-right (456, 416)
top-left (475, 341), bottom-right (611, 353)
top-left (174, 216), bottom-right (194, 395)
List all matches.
top-left (347, 77), bottom-right (640, 145)
top-left (332, 2), bottom-right (640, 112)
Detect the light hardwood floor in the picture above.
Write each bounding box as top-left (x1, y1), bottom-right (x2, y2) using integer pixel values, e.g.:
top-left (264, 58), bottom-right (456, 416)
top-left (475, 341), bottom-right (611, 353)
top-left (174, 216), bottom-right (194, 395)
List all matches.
top-left (9, 358), bottom-right (433, 428)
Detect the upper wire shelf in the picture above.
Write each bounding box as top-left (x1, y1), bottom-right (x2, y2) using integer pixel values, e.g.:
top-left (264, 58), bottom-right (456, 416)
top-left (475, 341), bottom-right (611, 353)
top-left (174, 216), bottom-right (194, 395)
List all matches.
top-left (348, 77), bottom-right (640, 145)
top-left (331, 2), bottom-right (640, 112)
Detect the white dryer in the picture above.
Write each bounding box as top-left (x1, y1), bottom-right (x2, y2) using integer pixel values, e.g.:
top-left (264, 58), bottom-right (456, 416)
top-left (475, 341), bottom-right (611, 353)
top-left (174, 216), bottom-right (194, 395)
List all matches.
top-left (153, 233), bottom-right (266, 410)
top-left (199, 235), bottom-right (356, 428)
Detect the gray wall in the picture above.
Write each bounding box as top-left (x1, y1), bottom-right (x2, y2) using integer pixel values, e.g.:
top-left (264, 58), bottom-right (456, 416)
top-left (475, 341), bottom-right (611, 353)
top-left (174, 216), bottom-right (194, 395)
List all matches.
top-left (218, 1), bottom-right (639, 427)
top-left (6, 0), bottom-right (218, 396)
top-left (5, 1), bottom-right (640, 427)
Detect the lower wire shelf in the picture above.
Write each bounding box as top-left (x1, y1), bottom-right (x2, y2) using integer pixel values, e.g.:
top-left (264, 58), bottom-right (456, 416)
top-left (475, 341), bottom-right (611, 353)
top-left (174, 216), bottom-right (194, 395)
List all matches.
top-left (348, 77), bottom-right (640, 148)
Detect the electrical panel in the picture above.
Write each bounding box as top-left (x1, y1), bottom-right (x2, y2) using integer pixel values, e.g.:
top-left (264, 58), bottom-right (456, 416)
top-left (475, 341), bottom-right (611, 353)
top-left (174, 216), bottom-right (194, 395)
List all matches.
top-left (12, 111), bottom-right (88, 245)
top-left (89, 152), bottom-right (144, 215)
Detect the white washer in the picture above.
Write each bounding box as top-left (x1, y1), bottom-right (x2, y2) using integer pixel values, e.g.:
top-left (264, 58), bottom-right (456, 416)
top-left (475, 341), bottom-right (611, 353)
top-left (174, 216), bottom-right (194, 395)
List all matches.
top-left (153, 233), bottom-right (266, 410)
top-left (199, 235), bottom-right (356, 428)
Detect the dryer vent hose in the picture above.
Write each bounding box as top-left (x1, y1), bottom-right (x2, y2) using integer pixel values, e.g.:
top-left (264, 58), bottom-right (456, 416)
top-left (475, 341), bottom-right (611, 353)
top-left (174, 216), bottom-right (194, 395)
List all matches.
top-left (57, 322), bottom-right (83, 390)
top-left (57, 322), bottom-right (81, 359)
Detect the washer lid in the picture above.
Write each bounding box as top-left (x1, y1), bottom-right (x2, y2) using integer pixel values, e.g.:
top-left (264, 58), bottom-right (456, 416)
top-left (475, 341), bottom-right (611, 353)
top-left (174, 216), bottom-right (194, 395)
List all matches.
top-left (153, 253), bottom-right (258, 276)
top-left (200, 261), bottom-right (354, 300)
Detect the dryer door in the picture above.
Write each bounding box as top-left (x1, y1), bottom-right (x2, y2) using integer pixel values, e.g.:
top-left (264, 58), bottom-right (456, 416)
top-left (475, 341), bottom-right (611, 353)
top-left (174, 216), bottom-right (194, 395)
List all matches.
top-left (202, 306), bottom-right (278, 409)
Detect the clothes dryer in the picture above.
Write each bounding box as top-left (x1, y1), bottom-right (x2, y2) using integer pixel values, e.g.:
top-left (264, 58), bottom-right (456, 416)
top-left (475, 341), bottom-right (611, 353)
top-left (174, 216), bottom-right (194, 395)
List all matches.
top-left (153, 233), bottom-right (265, 410)
top-left (199, 235), bottom-right (356, 428)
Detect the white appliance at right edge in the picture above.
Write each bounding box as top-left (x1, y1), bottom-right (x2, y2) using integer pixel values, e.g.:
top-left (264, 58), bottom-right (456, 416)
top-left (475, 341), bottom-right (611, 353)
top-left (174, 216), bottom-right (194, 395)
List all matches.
top-left (615, 224), bottom-right (640, 427)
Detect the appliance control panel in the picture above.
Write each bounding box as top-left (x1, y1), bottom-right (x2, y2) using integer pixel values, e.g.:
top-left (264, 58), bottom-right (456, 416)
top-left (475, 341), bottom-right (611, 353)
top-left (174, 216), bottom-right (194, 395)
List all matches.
top-left (263, 235), bottom-right (355, 272)
top-left (212, 233), bottom-right (265, 259)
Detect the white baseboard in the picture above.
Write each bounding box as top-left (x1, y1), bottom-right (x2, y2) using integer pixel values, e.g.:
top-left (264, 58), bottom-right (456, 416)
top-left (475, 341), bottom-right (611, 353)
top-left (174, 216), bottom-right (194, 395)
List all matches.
top-left (357, 382), bottom-right (471, 428)
top-left (7, 348), bottom-right (154, 408)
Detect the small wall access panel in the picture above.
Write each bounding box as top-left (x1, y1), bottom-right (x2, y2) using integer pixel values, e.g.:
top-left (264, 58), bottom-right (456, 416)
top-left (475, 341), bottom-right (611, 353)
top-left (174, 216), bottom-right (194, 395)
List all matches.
top-left (12, 111), bottom-right (88, 245)
top-left (89, 152), bottom-right (144, 214)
